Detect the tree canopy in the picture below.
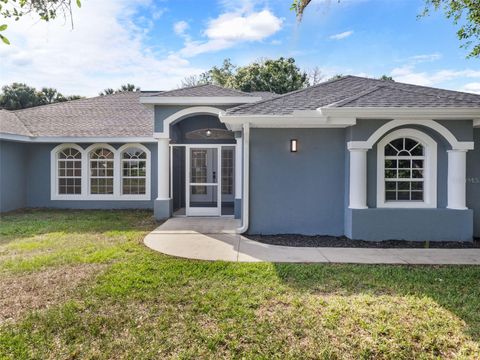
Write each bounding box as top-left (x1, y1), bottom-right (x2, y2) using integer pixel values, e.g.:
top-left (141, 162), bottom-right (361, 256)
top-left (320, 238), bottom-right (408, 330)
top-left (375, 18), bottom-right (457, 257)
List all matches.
top-left (182, 58), bottom-right (309, 94)
top-left (99, 84), bottom-right (141, 96)
top-left (0, 0), bottom-right (81, 45)
top-left (420, 0), bottom-right (480, 58)
top-left (0, 83), bottom-right (82, 110)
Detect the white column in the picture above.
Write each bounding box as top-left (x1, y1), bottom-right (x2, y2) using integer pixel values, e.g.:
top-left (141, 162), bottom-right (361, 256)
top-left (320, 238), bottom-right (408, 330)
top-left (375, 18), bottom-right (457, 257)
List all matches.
top-left (349, 148), bottom-right (368, 209)
top-left (157, 138), bottom-right (170, 200)
top-left (235, 136), bottom-right (243, 200)
top-left (447, 149), bottom-right (467, 210)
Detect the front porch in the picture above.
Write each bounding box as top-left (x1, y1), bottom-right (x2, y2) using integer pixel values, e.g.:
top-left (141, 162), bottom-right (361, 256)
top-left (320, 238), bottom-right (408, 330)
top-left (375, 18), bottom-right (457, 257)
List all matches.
top-left (152, 107), bottom-right (243, 221)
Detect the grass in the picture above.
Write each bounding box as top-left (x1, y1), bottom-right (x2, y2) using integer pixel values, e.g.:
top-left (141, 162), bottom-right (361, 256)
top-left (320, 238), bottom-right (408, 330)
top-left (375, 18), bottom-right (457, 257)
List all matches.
top-left (0, 209), bottom-right (479, 359)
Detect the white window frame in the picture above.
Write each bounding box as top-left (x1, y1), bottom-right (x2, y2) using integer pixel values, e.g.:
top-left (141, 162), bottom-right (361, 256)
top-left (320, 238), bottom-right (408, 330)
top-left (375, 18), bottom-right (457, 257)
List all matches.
top-left (118, 143), bottom-right (151, 201)
top-left (377, 128), bottom-right (437, 208)
top-left (51, 143), bottom-right (87, 200)
top-left (85, 143), bottom-right (118, 199)
top-left (50, 143), bottom-right (151, 201)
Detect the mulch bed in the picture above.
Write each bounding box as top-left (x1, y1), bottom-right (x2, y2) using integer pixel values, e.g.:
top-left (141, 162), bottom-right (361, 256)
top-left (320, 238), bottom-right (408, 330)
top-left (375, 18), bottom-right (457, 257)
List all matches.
top-left (247, 235), bottom-right (480, 249)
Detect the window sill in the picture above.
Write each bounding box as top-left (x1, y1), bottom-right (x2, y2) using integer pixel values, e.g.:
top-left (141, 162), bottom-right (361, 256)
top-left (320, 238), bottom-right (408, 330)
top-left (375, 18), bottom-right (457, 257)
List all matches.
top-left (377, 201), bottom-right (436, 209)
top-left (51, 195), bottom-right (151, 201)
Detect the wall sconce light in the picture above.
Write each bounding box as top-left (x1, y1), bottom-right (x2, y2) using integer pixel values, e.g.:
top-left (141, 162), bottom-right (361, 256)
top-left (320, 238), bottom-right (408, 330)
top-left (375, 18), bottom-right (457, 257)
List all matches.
top-left (205, 129), bottom-right (212, 137)
top-left (290, 139), bottom-right (298, 152)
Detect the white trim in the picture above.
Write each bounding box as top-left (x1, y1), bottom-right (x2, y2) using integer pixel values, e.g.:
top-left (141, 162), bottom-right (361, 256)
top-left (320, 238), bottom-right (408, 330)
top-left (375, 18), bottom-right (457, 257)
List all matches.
top-left (140, 96), bottom-right (260, 105)
top-left (236, 123), bottom-right (250, 234)
top-left (0, 133), bottom-right (156, 143)
top-left (319, 106), bottom-right (480, 120)
top-left (155, 106), bottom-right (224, 139)
top-left (235, 136), bottom-right (242, 200)
top-left (347, 119), bottom-right (474, 151)
top-left (85, 143), bottom-right (117, 198)
top-left (348, 149), bottom-right (368, 209)
top-left (219, 113), bottom-right (356, 131)
top-left (117, 143), bottom-right (151, 201)
top-left (157, 138), bottom-right (170, 201)
top-left (447, 149), bottom-right (468, 210)
top-left (376, 128), bottom-right (437, 209)
top-left (50, 143), bottom-right (152, 201)
top-left (50, 143), bottom-right (86, 201)
top-left (474, 119), bottom-right (480, 128)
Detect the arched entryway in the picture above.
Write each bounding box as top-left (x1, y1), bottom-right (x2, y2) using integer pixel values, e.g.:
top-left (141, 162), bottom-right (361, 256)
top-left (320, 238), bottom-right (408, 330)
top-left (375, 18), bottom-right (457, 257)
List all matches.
top-left (169, 113), bottom-right (238, 217)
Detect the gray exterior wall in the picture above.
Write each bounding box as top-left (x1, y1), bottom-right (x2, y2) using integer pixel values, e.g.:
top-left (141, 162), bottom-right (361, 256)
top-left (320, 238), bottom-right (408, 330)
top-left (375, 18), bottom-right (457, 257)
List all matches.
top-left (247, 121), bottom-right (475, 241)
top-left (467, 128), bottom-right (480, 237)
top-left (1, 141), bottom-right (157, 212)
top-left (346, 208), bottom-right (473, 241)
top-left (248, 128), bottom-right (346, 236)
top-left (0, 140), bottom-right (28, 212)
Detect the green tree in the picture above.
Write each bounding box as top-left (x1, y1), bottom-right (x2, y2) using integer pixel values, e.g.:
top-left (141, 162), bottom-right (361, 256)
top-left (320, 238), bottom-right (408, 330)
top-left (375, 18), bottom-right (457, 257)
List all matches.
top-left (0, 0), bottom-right (82, 45)
top-left (99, 84), bottom-right (140, 96)
top-left (119, 83), bottom-right (140, 92)
top-left (99, 88), bottom-right (115, 96)
top-left (0, 83), bottom-right (44, 110)
top-left (39, 87), bottom-right (65, 104)
top-left (379, 75), bottom-right (394, 81)
top-left (232, 57), bottom-right (308, 94)
top-left (0, 83), bottom-right (82, 110)
top-left (291, 0), bottom-right (480, 58)
top-left (420, 0), bottom-right (480, 58)
top-left (182, 58), bottom-right (308, 94)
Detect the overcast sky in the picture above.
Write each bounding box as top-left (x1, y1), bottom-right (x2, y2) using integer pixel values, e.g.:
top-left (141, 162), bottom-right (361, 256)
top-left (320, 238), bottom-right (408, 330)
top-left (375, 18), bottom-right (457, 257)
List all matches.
top-left (1, 0), bottom-right (479, 96)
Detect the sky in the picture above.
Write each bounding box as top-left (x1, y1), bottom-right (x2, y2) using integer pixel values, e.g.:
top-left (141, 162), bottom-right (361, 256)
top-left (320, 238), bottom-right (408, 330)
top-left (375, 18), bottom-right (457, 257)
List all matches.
top-left (1, 0), bottom-right (479, 96)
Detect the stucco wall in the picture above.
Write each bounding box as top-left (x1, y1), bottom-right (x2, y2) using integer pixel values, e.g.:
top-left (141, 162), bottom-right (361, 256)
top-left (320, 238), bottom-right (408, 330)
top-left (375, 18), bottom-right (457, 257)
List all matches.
top-left (154, 105), bottom-right (232, 133)
top-left (467, 128), bottom-right (480, 237)
top-left (0, 140), bottom-right (28, 212)
top-left (248, 128), bottom-right (346, 235)
top-left (26, 142), bottom-right (157, 209)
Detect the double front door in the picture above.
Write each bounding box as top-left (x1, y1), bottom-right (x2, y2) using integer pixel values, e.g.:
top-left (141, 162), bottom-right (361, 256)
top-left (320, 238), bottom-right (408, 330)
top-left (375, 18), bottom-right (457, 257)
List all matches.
top-left (186, 145), bottom-right (234, 216)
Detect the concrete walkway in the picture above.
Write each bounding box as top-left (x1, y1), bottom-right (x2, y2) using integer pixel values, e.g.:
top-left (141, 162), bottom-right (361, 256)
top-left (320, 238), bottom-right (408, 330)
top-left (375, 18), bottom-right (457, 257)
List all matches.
top-left (144, 218), bottom-right (480, 265)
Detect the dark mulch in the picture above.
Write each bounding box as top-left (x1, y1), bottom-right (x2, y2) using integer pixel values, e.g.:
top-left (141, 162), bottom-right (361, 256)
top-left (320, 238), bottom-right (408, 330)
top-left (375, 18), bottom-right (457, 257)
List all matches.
top-left (247, 235), bottom-right (480, 249)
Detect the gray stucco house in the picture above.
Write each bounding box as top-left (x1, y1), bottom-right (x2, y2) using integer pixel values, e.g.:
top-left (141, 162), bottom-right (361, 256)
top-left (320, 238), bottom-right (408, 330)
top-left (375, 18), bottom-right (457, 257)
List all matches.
top-left (1, 76), bottom-right (479, 241)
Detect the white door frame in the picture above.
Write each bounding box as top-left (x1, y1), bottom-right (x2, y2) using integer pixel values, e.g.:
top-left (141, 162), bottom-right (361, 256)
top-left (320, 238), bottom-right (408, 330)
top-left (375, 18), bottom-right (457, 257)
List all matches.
top-left (170, 144), bottom-right (234, 217)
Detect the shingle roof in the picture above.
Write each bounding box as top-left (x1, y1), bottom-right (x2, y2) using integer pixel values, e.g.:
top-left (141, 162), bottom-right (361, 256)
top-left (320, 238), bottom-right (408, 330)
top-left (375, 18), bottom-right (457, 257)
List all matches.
top-left (5, 91), bottom-right (153, 137)
top-left (0, 110), bottom-right (32, 136)
top-left (1, 77), bottom-right (479, 138)
top-left (149, 84), bottom-right (254, 97)
top-left (226, 76), bottom-right (480, 115)
top-left (250, 91), bottom-right (279, 100)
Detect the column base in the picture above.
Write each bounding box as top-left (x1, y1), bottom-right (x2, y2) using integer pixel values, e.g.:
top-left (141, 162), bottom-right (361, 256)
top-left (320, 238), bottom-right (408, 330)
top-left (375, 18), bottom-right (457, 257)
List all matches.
top-left (154, 198), bottom-right (172, 220)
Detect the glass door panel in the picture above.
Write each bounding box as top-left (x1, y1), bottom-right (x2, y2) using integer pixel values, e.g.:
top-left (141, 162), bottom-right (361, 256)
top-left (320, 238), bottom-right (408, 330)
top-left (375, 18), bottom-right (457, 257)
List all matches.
top-left (186, 147), bottom-right (220, 216)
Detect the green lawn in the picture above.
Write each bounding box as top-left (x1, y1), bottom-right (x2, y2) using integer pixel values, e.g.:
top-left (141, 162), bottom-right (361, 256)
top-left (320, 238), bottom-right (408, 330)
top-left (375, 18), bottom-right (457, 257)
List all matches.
top-left (0, 210), bottom-right (479, 359)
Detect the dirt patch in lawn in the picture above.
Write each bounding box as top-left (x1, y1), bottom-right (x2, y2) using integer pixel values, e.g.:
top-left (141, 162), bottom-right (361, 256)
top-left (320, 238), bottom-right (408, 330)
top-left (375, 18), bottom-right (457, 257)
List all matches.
top-left (248, 235), bottom-right (480, 248)
top-left (0, 264), bottom-right (106, 324)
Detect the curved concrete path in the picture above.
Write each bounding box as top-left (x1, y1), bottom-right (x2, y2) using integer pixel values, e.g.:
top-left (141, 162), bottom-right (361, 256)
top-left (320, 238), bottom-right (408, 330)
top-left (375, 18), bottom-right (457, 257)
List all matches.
top-left (144, 218), bottom-right (480, 265)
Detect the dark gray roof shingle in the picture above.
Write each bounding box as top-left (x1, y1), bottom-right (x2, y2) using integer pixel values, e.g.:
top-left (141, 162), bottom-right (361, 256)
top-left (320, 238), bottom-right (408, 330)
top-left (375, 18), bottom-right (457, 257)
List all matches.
top-left (226, 76), bottom-right (480, 115)
top-left (8, 92), bottom-right (153, 137)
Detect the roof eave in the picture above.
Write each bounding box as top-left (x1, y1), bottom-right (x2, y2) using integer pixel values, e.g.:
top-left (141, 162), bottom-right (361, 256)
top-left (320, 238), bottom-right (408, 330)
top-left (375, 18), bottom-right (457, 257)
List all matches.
top-left (139, 96), bottom-right (261, 105)
top-left (319, 106), bottom-right (480, 120)
top-left (0, 133), bottom-right (157, 143)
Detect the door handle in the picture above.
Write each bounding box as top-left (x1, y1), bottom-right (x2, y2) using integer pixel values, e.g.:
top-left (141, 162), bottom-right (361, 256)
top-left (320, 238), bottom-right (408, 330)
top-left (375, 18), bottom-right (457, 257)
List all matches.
top-left (213, 171), bottom-right (216, 182)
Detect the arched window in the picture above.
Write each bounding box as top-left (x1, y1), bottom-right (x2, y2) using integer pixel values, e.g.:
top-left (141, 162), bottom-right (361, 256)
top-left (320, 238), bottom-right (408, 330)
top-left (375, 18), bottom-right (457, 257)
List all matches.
top-left (121, 147), bottom-right (147, 195)
top-left (89, 147), bottom-right (114, 195)
top-left (384, 137), bottom-right (425, 201)
top-left (57, 147), bottom-right (82, 195)
top-left (377, 129), bottom-right (437, 208)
